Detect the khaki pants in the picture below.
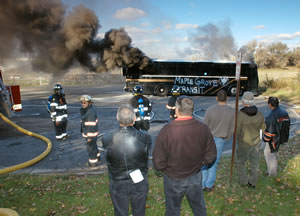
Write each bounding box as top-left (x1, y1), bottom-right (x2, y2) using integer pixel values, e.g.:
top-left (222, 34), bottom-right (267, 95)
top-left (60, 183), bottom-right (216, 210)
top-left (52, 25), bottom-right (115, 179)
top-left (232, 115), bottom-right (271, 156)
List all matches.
top-left (264, 143), bottom-right (278, 176)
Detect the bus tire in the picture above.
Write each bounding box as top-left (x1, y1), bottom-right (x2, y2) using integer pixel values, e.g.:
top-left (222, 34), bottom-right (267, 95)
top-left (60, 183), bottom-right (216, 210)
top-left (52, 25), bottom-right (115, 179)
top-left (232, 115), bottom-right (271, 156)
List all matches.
top-left (228, 85), bottom-right (243, 96)
top-left (155, 84), bottom-right (169, 97)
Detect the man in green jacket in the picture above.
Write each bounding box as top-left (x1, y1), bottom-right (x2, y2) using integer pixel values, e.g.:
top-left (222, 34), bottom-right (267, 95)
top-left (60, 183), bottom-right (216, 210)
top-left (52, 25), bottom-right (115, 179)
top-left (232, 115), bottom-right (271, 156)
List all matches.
top-left (236, 91), bottom-right (266, 188)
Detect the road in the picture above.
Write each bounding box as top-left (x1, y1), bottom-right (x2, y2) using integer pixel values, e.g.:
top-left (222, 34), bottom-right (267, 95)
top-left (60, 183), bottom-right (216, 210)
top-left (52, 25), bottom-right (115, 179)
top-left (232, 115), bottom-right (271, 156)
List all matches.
top-left (1, 84), bottom-right (299, 174)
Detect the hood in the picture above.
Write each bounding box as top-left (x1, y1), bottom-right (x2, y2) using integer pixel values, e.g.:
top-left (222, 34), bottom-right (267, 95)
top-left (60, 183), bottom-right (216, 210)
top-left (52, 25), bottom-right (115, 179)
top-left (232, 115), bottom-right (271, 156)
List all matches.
top-left (240, 106), bottom-right (258, 116)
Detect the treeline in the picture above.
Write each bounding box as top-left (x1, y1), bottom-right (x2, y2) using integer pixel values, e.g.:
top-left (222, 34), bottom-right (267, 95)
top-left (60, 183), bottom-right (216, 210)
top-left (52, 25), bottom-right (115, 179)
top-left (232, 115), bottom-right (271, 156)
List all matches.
top-left (244, 40), bottom-right (300, 68)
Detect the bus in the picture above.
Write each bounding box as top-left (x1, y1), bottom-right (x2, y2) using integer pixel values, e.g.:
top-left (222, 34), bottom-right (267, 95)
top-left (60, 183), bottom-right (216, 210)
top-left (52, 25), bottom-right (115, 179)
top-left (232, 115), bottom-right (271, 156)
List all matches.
top-left (123, 60), bottom-right (259, 97)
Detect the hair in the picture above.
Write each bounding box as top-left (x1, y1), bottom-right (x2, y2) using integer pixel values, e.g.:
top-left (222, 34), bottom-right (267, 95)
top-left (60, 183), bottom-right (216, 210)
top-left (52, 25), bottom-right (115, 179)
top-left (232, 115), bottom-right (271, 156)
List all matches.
top-left (117, 104), bottom-right (136, 126)
top-left (175, 96), bottom-right (194, 116)
top-left (217, 90), bottom-right (227, 102)
top-left (268, 97), bottom-right (279, 108)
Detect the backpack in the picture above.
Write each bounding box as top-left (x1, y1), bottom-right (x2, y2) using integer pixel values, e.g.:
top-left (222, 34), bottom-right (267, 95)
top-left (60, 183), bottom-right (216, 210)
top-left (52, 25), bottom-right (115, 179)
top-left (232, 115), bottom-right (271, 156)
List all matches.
top-left (137, 97), bottom-right (145, 118)
top-left (278, 117), bottom-right (290, 144)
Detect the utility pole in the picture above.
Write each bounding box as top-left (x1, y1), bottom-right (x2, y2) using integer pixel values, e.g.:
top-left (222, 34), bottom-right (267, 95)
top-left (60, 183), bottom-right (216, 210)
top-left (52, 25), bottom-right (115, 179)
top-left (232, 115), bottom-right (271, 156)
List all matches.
top-left (230, 52), bottom-right (242, 181)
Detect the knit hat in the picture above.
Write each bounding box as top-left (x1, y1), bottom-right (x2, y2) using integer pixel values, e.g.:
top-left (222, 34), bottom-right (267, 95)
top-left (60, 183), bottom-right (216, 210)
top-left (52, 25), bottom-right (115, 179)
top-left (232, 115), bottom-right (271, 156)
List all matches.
top-left (242, 91), bottom-right (254, 105)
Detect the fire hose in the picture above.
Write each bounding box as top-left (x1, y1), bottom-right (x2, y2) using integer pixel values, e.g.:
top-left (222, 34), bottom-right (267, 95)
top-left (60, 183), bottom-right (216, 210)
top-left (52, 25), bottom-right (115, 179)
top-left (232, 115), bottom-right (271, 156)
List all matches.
top-left (0, 113), bottom-right (52, 175)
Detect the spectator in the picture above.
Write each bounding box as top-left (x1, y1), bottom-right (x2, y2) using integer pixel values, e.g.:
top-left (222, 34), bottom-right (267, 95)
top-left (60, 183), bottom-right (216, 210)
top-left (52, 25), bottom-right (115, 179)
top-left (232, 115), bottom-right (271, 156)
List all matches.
top-left (102, 104), bottom-right (152, 216)
top-left (236, 91), bottom-right (266, 188)
top-left (202, 90), bottom-right (235, 192)
top-left (263, 97), bottom-right (290, 176)
top-left (153, 96), bottom-right (216, 216)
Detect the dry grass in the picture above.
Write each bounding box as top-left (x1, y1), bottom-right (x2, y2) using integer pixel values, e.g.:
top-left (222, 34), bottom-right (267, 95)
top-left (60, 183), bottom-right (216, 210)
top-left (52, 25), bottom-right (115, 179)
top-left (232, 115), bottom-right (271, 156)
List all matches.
top-left (258, 67), bottom-right (300, 106)
top-left (258, 66), bottom-right (300, 83)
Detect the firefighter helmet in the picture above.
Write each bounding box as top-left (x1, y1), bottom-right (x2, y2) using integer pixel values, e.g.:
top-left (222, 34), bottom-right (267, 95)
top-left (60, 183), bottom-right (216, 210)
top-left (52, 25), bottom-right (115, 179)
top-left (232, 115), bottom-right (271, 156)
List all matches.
top-left (171, 85), bottom-right (180, 95)
top-left (80, 95), bottom-right (92, 102)
top-left (53, 84), bottom-right (64, 96)
top-left (133, 85), bottom-right (143, 95)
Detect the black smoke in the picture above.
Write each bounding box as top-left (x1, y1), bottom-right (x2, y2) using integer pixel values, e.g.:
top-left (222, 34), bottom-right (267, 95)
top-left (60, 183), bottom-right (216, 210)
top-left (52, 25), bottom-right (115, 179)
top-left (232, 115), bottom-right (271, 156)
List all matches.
top-left (0, 0), bottom-right (151, 74)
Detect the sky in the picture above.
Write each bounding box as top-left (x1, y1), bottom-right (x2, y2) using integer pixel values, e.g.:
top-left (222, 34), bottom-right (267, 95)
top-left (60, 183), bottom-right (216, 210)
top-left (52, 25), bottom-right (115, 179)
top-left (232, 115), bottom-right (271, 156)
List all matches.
top-left (53, 0), bottom-right (300, 60)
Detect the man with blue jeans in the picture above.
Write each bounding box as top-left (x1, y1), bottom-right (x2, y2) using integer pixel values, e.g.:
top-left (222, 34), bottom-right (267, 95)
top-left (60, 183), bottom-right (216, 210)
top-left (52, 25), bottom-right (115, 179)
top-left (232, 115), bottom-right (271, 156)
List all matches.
top-left (153, 96), bottom-right (216, 216)
top-left (202, 90), bottom-right (234, 192)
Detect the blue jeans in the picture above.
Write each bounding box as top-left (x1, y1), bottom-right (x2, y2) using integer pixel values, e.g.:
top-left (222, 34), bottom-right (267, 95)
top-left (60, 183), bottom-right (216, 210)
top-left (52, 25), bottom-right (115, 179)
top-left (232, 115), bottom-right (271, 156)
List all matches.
top-left (164, 171), bottom-right (206, 216)
top-left (202, 137), bottom-right (226, 188)
top-left (109, 177), bottom-right (148, 216)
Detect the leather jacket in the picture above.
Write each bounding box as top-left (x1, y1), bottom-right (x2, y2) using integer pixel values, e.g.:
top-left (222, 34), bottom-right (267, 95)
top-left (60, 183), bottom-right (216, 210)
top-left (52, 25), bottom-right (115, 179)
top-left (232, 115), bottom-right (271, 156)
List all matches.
top-left (263, 106), bottom-right (290, 152)
top-left (102, 126), bottom-right (152, 181)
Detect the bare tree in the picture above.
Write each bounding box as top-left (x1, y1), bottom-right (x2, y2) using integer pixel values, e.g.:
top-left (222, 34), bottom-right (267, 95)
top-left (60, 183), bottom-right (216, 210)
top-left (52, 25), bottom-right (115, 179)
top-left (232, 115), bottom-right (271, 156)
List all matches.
top-left (254, 42), bottom-right (289, 68)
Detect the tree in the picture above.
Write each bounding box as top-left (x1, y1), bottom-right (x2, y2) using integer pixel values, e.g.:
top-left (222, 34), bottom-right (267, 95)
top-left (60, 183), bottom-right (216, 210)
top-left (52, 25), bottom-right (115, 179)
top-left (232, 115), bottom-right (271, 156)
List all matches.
top-left (287, 47), bottom-right (300, 68)
top-left (254, 42), bottom-right (289, 68)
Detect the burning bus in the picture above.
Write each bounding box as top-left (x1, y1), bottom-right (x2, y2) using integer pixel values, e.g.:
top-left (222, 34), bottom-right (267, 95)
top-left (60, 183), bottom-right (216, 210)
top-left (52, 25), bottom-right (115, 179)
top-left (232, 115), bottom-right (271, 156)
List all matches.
top-left (0, 67), bottom-right (22, 117)
top-left (123, 60), bottom-right (259, 97)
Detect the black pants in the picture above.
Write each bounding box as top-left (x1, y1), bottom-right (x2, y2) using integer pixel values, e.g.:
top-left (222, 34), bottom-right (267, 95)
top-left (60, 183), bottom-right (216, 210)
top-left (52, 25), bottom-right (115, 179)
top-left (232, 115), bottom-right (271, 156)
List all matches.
top-left (109, 177), bottom-right (148, 216)
top-left (54, 120), bottom-right (67, 140)
top-left (86, 138), bottom-right (99, 160)
top-left (164, 171), bottom-right (206, 216)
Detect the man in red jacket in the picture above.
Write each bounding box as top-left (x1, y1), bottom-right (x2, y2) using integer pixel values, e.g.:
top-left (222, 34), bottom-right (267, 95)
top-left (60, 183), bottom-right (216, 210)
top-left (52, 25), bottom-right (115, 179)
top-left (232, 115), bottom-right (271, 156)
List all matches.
top-left (153, 96), bottom-right (216, 216)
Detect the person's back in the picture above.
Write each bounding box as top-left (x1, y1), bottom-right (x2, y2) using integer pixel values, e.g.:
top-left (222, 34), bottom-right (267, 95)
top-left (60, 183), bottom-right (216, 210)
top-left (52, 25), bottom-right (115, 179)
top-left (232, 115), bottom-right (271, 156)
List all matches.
top-left (237, 106), bottom-right (265, 147)
top-left (102, 104), bottom-right (151, 216)
top-left (155, 118), bottom-right (215, 179)
top-left (202, 90), bottom-right (234, 191)
top-left (236, 92), bottom-right (265, 188)
top-left (153, 96), bottom-right (216, 216)
top-left (263, 97), bottom-right (290, 177)
top-left (103, 127), bottom-right (151, 180)
top-left (205, 104), bottom-right (234, 140)
top-left (265, 106), bottom-right (290, 146)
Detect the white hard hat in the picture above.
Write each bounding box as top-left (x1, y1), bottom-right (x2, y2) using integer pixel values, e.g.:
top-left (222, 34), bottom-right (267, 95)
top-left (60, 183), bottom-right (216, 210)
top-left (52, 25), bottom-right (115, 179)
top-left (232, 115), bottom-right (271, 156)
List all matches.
top-left (80, 95), bottom-right (92, 102)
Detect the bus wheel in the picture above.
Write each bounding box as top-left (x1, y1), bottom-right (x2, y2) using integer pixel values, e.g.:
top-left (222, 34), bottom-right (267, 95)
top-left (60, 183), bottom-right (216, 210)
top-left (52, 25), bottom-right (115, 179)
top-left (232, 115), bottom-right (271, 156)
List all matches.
top-left (155, 84), bottom-right (169, 97)
top-left (228, 85), bottom-right (243, 96)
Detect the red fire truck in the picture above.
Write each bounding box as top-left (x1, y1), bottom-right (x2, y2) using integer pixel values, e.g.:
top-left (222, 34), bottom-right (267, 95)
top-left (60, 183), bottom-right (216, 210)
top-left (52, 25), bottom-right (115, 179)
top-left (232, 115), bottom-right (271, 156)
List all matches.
top-left (0, 66), bottom-right (22, 117)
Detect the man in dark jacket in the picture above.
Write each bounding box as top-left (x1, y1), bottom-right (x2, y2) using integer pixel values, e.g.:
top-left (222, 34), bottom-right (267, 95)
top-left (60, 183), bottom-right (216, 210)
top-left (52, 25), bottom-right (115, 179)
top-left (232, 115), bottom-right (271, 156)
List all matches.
top-left (153, 96), bottom-right (216, 216)
top-left (102, 104), bottom-right (152, 216)
top-left (129, 85), bottom-right (152, 131)
top-left (49, 84), bottom-right (69, 140)
top-left (263, 97), bottom-right (290, 176)
top-left (80, 95), bottom-right (101, 167)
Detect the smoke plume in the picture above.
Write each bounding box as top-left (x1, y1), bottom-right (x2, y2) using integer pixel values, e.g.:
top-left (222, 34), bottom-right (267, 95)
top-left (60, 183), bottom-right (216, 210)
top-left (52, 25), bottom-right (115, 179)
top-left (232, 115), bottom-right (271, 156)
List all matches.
top-left (0, 0), bottom-right (150, 75)
top-left (180, 22), bottom-right (237, 61)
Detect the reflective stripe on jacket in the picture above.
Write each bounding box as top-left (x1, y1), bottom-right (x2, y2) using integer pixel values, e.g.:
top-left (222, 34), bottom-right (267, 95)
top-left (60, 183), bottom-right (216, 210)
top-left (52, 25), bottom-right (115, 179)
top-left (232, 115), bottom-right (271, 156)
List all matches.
top-left (50, 94), bottom-right (68, 122)
top-left (80, 105), bottom-right (99, 138)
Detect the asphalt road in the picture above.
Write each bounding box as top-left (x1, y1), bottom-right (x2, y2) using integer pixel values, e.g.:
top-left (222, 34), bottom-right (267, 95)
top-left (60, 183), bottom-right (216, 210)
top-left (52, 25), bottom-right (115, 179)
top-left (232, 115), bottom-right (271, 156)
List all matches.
top-left (1, 84), bottom-right (299, 174)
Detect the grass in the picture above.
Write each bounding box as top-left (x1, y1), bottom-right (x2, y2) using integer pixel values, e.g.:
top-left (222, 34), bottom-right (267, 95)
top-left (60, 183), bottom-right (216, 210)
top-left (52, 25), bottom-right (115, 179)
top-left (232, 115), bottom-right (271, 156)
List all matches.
top-left (1, 135), bottom-right (300, 216)
top-left (258, 67), bottom-right (300, 106)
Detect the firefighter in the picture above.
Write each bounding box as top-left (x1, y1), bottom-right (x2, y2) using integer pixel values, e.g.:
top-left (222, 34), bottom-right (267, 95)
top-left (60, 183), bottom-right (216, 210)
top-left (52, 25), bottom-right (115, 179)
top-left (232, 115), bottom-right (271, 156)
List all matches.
top-left (166, 85), bottom-right (180, 120)
top-left (49, 84), bottom-right (69, 140)
top-left (129, 85), bottom-right (152, 131)
top-left (80, 95), bottom-right (101, 167)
